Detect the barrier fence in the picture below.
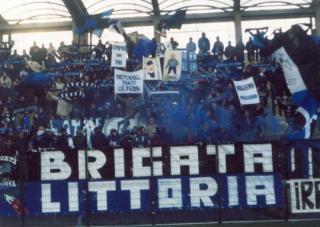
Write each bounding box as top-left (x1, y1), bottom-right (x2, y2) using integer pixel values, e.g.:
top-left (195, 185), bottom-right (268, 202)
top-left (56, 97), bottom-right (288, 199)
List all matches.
top-left (1, 141), bottom-right (320, 226)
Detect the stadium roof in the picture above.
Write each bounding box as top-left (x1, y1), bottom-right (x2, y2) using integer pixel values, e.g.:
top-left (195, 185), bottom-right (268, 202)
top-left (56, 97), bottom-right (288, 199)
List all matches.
top-left (0, 0), bottom-right (313, 24)
top-left (0, 0), bottom-right (316, 32)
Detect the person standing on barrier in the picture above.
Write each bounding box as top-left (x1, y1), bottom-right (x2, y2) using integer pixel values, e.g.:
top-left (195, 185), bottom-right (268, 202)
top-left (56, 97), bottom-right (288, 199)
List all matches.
top-left (198, 32), bottom-right (210, 56)
top-left (212, 36), bottom-right (224, 60)
top-left (186, 37), bottom-right (196, 53)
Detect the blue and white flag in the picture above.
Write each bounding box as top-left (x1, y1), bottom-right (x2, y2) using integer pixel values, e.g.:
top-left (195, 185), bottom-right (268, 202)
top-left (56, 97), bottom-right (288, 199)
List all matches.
top-left (270, 25), bottom-right (319, 139)
top-left (233, 77), bottom-right (260, 105)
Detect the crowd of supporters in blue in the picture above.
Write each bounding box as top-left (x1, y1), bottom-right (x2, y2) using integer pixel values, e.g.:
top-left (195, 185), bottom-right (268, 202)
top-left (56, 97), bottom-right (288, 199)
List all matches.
top-left (0, 33), bottom-right (313, 153)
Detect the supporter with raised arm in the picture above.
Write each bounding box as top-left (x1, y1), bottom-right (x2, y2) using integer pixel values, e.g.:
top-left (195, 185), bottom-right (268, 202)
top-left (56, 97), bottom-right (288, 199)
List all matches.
top-left (170, 37), bottom-right (179, 50)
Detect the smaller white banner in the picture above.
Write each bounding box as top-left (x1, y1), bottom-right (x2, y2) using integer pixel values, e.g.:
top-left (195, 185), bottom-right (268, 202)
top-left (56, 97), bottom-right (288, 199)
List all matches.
top-left (114, 69), bottom-right (143, 94)
top-left (288, 178), bottom-right (320, 214)
top-left (143, 57), bottom-right (162, 80)
top-left (163, 50), bottom-right (182, 81)
top-left (271, 47), bottom-right (307, 94)
top-left (111, 43), bottom-right (127, 68)
top-left (233, 77), bottom-right (260, 105)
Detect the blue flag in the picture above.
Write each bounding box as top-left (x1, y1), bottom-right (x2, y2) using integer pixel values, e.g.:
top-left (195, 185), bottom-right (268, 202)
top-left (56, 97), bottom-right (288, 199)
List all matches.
top-left (132, 37), bottom-right (157, 59)
top-left (20, 72), bottom-right (53, 88)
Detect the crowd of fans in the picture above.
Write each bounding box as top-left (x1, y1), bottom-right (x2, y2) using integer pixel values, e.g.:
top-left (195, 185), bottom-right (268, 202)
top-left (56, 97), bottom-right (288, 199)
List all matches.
top-left (0, 32), bottom-right (315, 154)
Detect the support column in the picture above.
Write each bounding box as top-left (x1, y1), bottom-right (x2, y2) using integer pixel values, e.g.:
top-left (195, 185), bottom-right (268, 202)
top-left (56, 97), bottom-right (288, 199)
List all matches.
top-left (234, 12), bottom-right (242, 43)
top-left (0, 34), bottom-right (3, 48)
top-left (72, 22), bottom-right (88, 45)
top-left (315, 0), bottom-right (320, 36)
top-left (153, 16), bottom-right (161, 42)
top-left (234, 0), bottom-right (242, 44)
top-left (151, 0), bottom-right (161, 42)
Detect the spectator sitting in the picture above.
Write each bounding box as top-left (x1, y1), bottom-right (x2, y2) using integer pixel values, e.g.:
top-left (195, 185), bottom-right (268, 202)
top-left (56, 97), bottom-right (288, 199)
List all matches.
top-left (0, 72), bottom-right (12, 89)
top-left (1, 107), bottom-right (11, 127)
top-left (107, 129), bottom-right (120, 148)
top-left (32, 126), bottom-right (54, 150)
top-left (116, 95), bottom-right (140, 132)
top-left (55, 127), bottom-right (70, 151)
top-left (73, 130), bottom-right (87, 150)
top-left (257, 107), bottom-right (284, 140)
top-left (238, 110), bottom-right (258, 141)
top-left (144, 117), bottom-right (157, 138)
top-left (34, 107), bottom-right (49, 128)
top-left (91, 127), bottom-right (106, 150)
top-left (132, 127), bottom-right (150, 147)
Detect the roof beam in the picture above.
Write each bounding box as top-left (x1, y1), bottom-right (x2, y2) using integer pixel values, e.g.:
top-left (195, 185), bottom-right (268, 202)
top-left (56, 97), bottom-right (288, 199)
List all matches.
top-left (0, 7), bottom-right (315, 34)
top-left (151, 0), bottom-right (160, 16)
top-left (0, 15), bottom-right (8, 25)
top-left (62, 0), bottom-right (88, 20)
top-left (313, 0), bottom-right (320, 7)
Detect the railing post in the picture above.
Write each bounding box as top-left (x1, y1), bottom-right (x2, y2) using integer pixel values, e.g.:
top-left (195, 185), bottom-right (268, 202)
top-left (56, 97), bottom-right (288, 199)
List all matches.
top-left (215, 143), bottom-right (222, 224)
top-left (19, 147), bottom-right (25, 227)
top-left (283, 142), bottom-right (290, 222)
top-left (84, 148), bottom-right (90, 227)
top-left (149, 144), bottom-right (156, 226)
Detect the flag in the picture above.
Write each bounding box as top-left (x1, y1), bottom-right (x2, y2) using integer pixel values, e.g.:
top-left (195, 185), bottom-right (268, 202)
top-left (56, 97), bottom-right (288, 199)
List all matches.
top-left (26, 60), bottom-right (42, 72)
top-left (157, 10), bottom-right (187, 37)
top-left (107, 19), bottom-right (125, 35)
top-left (245, 27), bottom-right (268, 49)
top-left (20, 72), bottom-right (53, 88)
top-left (286, 91), bottom-right (318, 139)
top-left (4, 194), bottom-right (28, 216)
top-left (161, 10), bottom-right (187, 30)
top-left (269, 24), bottom-right (320, 101)
top-left (92, 9), bottom-right (113, 18)
top-left (92, 29), bottom-right (103, 38)
top-left (270, 24), bottom-right (320, 139)
top-left (74, 9), bottom-right (123, 38)
top-left (132, 37), bottom-right (157, 58)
